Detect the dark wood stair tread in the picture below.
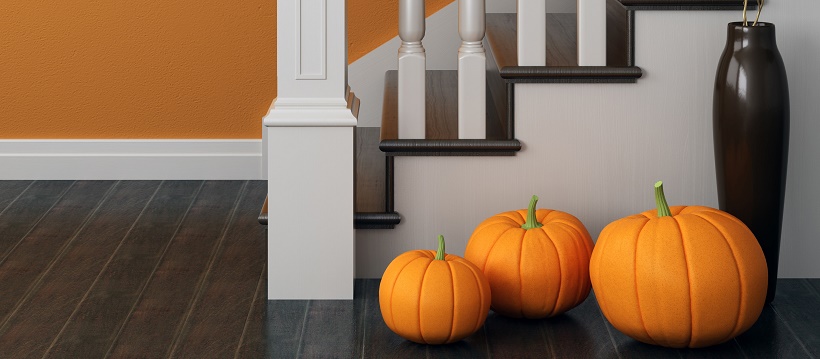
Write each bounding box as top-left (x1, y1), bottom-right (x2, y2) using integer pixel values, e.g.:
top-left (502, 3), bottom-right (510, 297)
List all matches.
top-left (484, 12), bottom-right (642, 83)
top-left (379, 70), bottom-right (521, 156)
top-left (618, 0), bottom-right (750, 10)
top-left (258, 127), bottom-right (400, 229)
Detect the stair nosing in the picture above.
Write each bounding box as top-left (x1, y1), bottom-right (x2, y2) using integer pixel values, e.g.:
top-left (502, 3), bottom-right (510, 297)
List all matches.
top-left (499, 66), bottom-right (643, 83)
top-left (618, 0), bottom-right (752, 10)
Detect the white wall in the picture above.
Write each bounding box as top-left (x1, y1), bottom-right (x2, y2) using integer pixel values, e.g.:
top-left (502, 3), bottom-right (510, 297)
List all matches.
top-left (356, 1), bottom-right (820, 278)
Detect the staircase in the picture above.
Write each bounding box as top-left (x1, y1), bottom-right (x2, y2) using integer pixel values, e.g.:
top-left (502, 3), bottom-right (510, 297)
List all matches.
top-left (262, 0), bottom-right (752, 229)
top-left (265, 0), bottom-right (755, 296)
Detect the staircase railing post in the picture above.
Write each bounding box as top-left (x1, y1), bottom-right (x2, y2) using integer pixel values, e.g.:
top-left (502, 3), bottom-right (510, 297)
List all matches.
top-left (398, 0), bottom-right (426, 139)
top-left (517, 0), bottom-right (546, 66)
top-left (458, 0), bottom-right (486, 139)
top-left (578, 0), bottom-right (606, 66)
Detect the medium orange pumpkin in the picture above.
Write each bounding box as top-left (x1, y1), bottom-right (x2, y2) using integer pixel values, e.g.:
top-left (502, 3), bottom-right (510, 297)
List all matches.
top-left (590, 181), bottom-right (767, 348)
top-left (464, 196), bottom-right (594, 318)
top-left (379, 235), bottom-right (491, 344)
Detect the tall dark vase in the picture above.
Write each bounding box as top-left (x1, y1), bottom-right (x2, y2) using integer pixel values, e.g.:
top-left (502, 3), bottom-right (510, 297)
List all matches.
top-left (714, 22), bottom-right (789, 305)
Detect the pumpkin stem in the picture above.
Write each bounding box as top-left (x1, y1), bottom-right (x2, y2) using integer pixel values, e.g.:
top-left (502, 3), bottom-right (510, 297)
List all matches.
top-left (435, 235), bottom-right (446, 260)
top-left (521, 195), bottom-right (544, 230)
top-left (655, 181), bottom-right (672, 217)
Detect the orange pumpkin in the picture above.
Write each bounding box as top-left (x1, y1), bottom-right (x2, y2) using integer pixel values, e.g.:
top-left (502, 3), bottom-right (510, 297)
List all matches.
top-left (590, 181), bottom-right (767, 348)
top-left (465, 196), bottom-right (594, 318)
top-left (379, 235), bottom-right (491, 344)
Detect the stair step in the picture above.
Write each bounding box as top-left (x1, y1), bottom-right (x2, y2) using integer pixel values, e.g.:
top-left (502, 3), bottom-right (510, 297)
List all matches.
top-left (259, 127), bottom-right (401, 229)
top-left (619, 0), bottom-right (750, 10)
top-left (379, 70), bottom-right (521, 156)
top-left (485, 12), bottom-right (642, 83)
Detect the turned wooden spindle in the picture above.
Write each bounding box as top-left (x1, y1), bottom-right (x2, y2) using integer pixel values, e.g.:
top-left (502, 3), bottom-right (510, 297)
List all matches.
top-left (398, 0), bottom-right (426, 139)
top-left (458, 0), bottom-right (486, 139)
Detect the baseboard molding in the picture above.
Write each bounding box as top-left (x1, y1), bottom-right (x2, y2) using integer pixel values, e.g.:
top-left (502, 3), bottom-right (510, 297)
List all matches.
top-left (0, 140), bottom-right (263, 180)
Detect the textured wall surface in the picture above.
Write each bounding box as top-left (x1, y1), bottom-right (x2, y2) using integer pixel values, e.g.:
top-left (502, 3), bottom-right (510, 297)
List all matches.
top-left (0, 0), bottom-right (451, 139)
top-left (357, 2), bottom-right (820, 278)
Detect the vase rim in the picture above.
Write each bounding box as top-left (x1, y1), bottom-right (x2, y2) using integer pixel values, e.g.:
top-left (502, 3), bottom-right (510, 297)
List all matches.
top-left (728, 21), bottom-right (775, 28)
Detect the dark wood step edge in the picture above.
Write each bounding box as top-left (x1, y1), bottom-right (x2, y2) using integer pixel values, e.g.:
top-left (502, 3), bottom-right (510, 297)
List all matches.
top-left (500, 66), bottom-right (643, 83)
top-left (379, 139), bottom-right (521, 156)
top-left (618, 0), bottom-right (753, 10)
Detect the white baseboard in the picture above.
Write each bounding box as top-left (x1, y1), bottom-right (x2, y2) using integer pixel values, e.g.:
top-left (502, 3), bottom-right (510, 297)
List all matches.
top-left (0, 140), bottom-right (263, 180)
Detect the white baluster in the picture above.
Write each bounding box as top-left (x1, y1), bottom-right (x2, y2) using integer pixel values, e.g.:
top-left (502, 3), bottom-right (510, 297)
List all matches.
top-left (398, 0), bottom-right (426, 139)
top-left (578, 0), bottom-right (606, 66)
top-left (517, 0), bottom-right (546, 66)
top-left (458, 0), bottom-right (486, 139)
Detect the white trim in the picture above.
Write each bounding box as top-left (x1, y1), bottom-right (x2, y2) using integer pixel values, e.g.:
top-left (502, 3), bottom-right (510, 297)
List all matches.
top-left (0, 140), bottom-right (262, 180)
top-left (295, 0), bottom-right (327, 80)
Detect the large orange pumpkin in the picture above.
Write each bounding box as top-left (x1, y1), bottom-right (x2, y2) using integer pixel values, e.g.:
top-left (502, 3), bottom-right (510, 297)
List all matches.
top-left (465, 196), bottom-right (594, 318)
top-left (590, 181), bottom-right (768, 348)
top-left (379, 235), bottom-right (491, 344)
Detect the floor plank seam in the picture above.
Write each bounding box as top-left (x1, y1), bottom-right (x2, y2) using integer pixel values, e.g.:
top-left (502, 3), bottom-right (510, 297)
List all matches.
top-left (803, 279), bottom-right (820, 301)
top-left (0, 181), bottom-right (34, 219)
top-left (294, 300), bottom-right (312, 358)
top-left (101, 181), bottom-right (206, 359)
top-left (0, 181), bottom-right (119, 336)
top-left (0, 181), bottom-right (75, 267)
top-left (769, 304), bottom-right (814, 358)
top-left (235, 262), bottom-right (267, 359)
top-left (42, 181), bottom-right (165, 358)
top-left (166, 181), bottom-right (249, 358)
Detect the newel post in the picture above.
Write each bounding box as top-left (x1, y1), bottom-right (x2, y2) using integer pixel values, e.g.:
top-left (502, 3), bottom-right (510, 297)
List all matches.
top-left (458, 0), bottom-right (486, 139)
top-left (517, 0), bottom-right (546, 66)
top-left (398, 0), bottom-right (426, 139)
top-left (264, 0), bottom-right (356, 300)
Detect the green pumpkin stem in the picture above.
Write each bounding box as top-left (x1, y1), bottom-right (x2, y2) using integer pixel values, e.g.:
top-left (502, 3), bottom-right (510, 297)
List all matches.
top-left (521, 195), bottom-right (544, 230)
top-left (654, 181), bottom-right (672, 218)
top-left (435, 235), bottom-right (446, 261)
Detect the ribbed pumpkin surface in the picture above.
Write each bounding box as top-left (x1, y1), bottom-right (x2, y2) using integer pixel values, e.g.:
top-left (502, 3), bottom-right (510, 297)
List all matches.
top-left (590, 205), bottom-right (768, 348)
top-left (379, 247), bottom-right (491, 344)
top-left (465, 207), bottom-right (594, 319)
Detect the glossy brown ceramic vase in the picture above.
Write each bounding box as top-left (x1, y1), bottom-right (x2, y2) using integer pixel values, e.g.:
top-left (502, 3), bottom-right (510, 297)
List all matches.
top-left (714, 22), bottom-right (789, 305)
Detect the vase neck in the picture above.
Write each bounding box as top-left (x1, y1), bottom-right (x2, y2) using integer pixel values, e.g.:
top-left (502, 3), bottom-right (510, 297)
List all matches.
top-left (727, 22), bottom-right (778, 51)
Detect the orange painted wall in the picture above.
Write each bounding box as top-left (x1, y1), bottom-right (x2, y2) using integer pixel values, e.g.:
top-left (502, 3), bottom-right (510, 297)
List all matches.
top-left (0, 0), bottom-right (452, 139)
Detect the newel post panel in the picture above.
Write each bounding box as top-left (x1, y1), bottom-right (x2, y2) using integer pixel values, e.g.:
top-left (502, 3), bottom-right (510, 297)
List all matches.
top-left (264, 0), bottom-right (356, 300)
top-left (578, 0), bottom-right (606, 66)
top-left (517, 0), bottom-right (546, 66)
top-left (458, 0), bottom-right (486, 139)
top-left (398, 0), bottom-right (426, 139)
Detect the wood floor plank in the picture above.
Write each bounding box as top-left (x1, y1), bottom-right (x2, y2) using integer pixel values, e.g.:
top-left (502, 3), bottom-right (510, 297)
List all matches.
top-left (0, 181), bottom-right (32, 215)
top-left (43, 181), bottom-right (203, 358)
top-left (733, 304), bottom-right (810, 358)
top-left (484, 312), bottom-right (552, 358)
top-left (361, 279), bottom-right (432, 359)
top-left (235, 263), bottom-right (267, 359)
top-left (266, 300), bottom-right (310, 358)
top-left (0, 181), bottom-right (73, 261)
top-left (169, 181), bottom-right (268, 358)
top-left (297, 299), bottom-right (360, 357)
top-left (106, 181), bottom-right (246, 358)
top-left (0, 181), bottom-right (160, 358)
top-left (295, 279), bottom-right (367, 358)
top-left (0, 181), bottom-right (115, 328)
top-left (766, 279), bottom-right (820, 358)
top-left (542, 293), bottom-right (617, 358)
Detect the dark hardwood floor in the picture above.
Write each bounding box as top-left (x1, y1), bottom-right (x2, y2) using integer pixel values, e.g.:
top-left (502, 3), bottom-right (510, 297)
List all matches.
top-left (0, 181), bottom-right (818, 358)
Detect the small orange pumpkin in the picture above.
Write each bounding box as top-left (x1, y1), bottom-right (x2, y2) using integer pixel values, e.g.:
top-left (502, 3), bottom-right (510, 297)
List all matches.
top-left (465, 196), bottom-right (594, 318)
top-left (379, 235), bottom-right (491, 344)
top-left (590, 181), bottom-right (767, 348)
